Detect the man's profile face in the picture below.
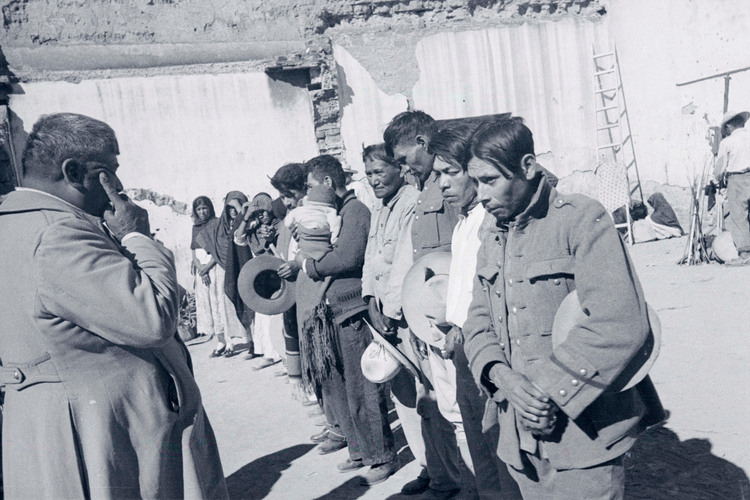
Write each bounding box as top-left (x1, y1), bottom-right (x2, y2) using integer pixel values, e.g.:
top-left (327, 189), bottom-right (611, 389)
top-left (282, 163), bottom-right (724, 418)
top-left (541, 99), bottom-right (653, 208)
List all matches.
top-left (392, 139), bottom-right (434, 181)
top-left (468, 156), bottom-right (531, 223)
top-left (81, 151), bottom-right (121, 217)
top-left (434, 156), bottom-right (476, 211)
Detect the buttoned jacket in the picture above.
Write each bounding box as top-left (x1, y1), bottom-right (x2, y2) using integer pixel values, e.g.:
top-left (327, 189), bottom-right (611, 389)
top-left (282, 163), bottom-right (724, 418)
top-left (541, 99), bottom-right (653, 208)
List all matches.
top-left (463, 176), bottom-right (658, 470)
top-left (0, 190), bottom-right (227, 499)
top-left (362, 184), bottom-right (419, 319)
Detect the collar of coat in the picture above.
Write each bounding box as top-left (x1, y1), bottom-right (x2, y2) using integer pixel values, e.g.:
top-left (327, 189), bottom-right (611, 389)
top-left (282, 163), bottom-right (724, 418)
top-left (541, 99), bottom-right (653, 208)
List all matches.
top-left (493, 173), bottom-right (564, 232)
top-left (0, 188), bottom-right (98, 223)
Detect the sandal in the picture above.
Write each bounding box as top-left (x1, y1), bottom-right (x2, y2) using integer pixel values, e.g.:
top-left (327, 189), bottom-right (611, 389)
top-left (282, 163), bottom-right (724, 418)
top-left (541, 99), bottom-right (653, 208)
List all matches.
top-left (209, 346), bottom-right (226, 358)
top-left (223, 348), bottom-right (239, 358)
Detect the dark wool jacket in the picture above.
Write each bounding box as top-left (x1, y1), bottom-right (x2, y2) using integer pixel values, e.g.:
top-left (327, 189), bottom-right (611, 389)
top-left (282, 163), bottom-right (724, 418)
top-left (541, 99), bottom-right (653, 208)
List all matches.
top-left (306, 190), bottom-right (371, 323)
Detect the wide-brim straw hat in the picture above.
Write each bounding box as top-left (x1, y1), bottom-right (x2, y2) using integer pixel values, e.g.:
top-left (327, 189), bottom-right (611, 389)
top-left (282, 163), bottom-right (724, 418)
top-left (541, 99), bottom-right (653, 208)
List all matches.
top-left (401, 252), bottom-right (452, 348)
top-left (553, 290), bottom-right (661, 392)
top-left (360, 340), bottom-right (401, 383)
top-left (721, 110), bottom-right (750, 128)
top-left (238, 255), bottom-right (296, 315)
top-left (712, 231), bottom-right (738, 263)
top-left (363, 320), bottom-right (420, 381)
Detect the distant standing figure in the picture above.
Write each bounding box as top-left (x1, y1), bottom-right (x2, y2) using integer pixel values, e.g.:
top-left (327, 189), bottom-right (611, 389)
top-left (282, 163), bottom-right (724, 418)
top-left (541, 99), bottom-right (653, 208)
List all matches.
top-left (0, 113), bottom-right (227, 498)
top-left (197, 190), bottom-right (249, 357)
top-left (191, 196), bottom-right (222, 338)
top-left (714, 110), bottom-right (750, 265)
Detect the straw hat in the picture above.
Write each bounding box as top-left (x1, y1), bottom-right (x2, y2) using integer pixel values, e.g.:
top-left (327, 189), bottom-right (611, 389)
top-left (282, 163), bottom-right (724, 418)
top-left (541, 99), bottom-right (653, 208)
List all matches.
top-left (552, 290), bottom-right (661, 392)
top-left (712, 231), bottom-right (738, 263)
top-left (362, 320), bottom-right (420, 381)
top-left (401, 252), bottom-right (452, 348)
top-left (721, 110), bottom-right (750, 128)
top-left (238, 255), bottom-right (296, 315)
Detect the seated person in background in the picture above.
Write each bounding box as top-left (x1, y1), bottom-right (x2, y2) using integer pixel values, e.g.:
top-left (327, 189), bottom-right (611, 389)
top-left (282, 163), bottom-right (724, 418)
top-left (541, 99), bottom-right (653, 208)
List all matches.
top-left (613, 194), bottom-right (683, 243)
top-left (285, 184), bottom-right (342, 260)
top-left (646, 192), bottom-right (684, 238)
top-left (234, 192), bottom-right (279, 256)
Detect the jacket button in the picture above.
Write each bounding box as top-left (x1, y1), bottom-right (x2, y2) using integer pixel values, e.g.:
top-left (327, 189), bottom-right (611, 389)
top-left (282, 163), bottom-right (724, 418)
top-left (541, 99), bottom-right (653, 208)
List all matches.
top-left (413, 249), bottom-right (417, 253)
top-left (559, 389), bottom-right (567, 397)
top-left (415, 215), bottom-right (420, 220)
top-left (511, 306), bottom-right (517, 314)
top-left (482, 286), bottom-right (487, 292)
top-left (571, 379), bottom-right (579, 386)
top-left (515, 339), bottom-right (520, 346)
top-left (579, 368), bottom-right (588, 376)
top-left (497, 315), bottom-right (503, 323)
top-left (508, 278), bottom-right (513, 285)
top-left (495, 289), bottom-right (501, 296)
top-left (13, 370), bottom-right (20, 380)
top-left (375, 276), bottom-right (380, 281)
top-left (499, 343), bottom-right (505, 348)
top-left (553, 278), bottom-right (561, 285)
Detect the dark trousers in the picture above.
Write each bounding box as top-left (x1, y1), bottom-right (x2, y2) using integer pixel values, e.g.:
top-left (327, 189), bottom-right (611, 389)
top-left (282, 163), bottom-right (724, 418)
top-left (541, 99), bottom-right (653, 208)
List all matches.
top-left (320, 312), bottom-right (396, 466)
top-left (454, 343), bottom-right (521, 500)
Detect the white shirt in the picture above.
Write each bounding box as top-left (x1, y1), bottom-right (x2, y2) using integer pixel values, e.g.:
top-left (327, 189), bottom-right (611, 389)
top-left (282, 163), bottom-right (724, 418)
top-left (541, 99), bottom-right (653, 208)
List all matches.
top-left (446, 203), bottom-right (486, 330)
top-left (715, 127), bottom-right (750, 179)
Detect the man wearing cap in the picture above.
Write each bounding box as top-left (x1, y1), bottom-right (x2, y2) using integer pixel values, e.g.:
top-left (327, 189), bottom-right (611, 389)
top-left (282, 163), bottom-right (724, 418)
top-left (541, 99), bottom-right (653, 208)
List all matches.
top-left (300, 154), bottom-right (399, 485)
top-left (385, 112), bottom-right (463, 499)
top-left (463, 118), bottom-right (663, 498)
top-left (0, 113), bottom-right (226, 498)
top-left (714, 110), bottom-right (750, 265)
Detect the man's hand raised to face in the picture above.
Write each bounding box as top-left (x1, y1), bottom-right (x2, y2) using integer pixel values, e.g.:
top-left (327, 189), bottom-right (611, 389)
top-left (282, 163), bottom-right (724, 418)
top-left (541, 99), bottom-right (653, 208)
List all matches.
top-left (100, 172), bottom-right (151, 241)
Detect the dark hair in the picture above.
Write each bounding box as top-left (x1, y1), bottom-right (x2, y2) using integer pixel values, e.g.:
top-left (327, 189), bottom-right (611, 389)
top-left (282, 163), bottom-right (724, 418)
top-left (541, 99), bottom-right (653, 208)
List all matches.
top-left (383, 110), bottom-right (436, 156)
top-left (725, 114), bottom-right (747, 131)
top-left (470, 117), bottom-right (534, 177)
top-left (305, 154), bottom-right (346, 190)
top-left (22, 113), bottom-right (119, 181)
top-left (191, 196), bottom-right (215, 224)
top-left (428, 121), bottom-right (484, 172)
top-left (270, 162), bottom-right (308, 193)
top-left (362, 143), bottom-right (400, 170)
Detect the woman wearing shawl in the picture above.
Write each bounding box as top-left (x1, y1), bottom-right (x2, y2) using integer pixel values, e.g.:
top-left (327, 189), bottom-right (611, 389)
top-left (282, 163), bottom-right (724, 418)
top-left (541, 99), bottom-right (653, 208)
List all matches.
top-left (197, 191), bottom-right (249, 358)
top-left (191, 196), bottom-right (223, 341)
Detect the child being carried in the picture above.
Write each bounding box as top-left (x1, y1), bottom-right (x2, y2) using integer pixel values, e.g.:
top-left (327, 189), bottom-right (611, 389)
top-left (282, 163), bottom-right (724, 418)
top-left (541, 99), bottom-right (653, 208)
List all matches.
top-left (284, 184), bottom-right (341, 261)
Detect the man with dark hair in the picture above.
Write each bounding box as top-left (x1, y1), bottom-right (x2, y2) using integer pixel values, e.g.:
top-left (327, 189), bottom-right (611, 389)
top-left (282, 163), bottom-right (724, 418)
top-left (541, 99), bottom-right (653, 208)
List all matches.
top-left (270, 161), bottom-right (309, 211)
top-left (430, 120), bottom-right (522, 499)
top-left (464, 118), bottom-right (663, 498)
top-left (384, 110), bottom-right (463, 498)
top-left (715, 110), bottom-right (750, 265)
top-left (0, 113), bottom-right (227, 498)
top-left (292, 153), bottom-right (399, 485)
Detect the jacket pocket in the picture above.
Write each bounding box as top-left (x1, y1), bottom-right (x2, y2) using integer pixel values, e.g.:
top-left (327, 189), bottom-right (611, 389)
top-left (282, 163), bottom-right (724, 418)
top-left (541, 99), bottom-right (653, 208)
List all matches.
top-left (525, 256), bottom-right (575, 334)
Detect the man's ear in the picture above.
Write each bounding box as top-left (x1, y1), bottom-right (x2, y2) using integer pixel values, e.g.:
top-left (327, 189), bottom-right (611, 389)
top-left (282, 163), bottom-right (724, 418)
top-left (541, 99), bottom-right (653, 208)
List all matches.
top-left (61, 159), bottom-right (86, 188)
top-left (520, 154), bottom-right (537, 180)
top-left (416, 135), bottom-right (429, 150)
top-left (323, 176), bottom-right (334, 188)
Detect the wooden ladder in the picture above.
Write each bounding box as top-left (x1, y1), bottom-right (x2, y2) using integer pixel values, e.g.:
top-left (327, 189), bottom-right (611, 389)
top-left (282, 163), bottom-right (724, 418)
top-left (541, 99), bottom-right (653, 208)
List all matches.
top-left (593, 44), bottom-right (643, 244)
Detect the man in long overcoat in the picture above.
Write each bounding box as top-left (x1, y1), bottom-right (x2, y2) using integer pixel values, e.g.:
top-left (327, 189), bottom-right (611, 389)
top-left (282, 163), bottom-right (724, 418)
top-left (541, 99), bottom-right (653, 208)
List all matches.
top-left (0, 113), bottom-right (227, 499)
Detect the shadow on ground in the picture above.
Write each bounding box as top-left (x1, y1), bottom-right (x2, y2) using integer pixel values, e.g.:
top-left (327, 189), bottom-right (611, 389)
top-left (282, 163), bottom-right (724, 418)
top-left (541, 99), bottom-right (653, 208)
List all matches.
top-left (226, 443), bottom-right (315, 499)
top-left (625, 424), bottom-right (750, 499)
top-left (314, 477), bottom-right (370, 500)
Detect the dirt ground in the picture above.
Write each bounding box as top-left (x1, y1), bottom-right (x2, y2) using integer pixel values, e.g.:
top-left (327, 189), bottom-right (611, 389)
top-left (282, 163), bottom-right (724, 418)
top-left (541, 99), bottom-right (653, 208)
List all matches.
top-left (188, 236), bottom-right (750, 500)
